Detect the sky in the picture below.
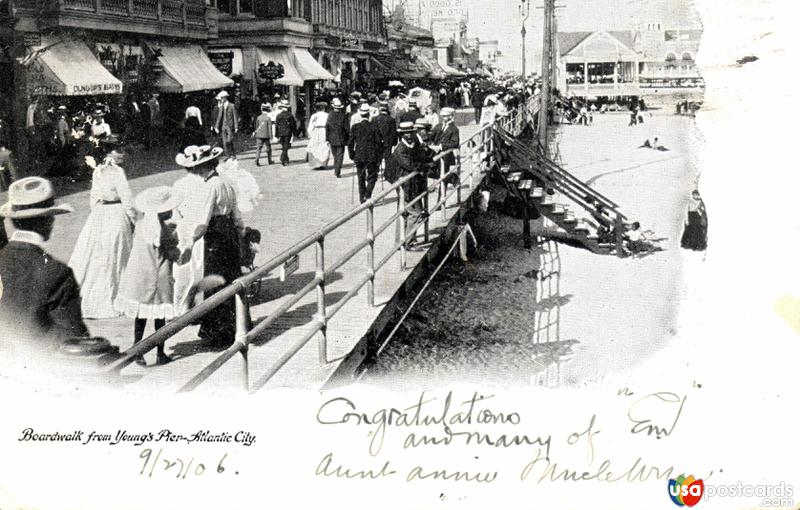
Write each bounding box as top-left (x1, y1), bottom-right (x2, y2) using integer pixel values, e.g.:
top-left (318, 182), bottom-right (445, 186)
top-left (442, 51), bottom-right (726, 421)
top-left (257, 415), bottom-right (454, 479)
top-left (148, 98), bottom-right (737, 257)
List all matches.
top-left (404, 0), bottom-right (703, 72)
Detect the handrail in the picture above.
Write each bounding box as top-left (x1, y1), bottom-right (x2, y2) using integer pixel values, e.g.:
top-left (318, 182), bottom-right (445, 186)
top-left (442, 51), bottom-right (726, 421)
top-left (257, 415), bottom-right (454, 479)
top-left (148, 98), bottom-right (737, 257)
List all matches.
top-left (107, 99), bottom-right (536, 390)
top-left (495, 126), bottom-right (627, 220)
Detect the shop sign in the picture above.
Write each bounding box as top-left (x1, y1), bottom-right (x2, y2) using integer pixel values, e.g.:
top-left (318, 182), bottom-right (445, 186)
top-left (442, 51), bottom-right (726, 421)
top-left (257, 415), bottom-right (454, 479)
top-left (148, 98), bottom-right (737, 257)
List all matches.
top-left (72, 83), bottom-right (123, 94)
top-left (341, 36), bottom-right (361, 48)
top-left (258, 61), bottom-right (284, 81)
top-left (209, 51), bottom-right (234, 77)
top-left (124, 55), bottom-right (140, 80)
top-left (23, 33), bottom-right (41, 47)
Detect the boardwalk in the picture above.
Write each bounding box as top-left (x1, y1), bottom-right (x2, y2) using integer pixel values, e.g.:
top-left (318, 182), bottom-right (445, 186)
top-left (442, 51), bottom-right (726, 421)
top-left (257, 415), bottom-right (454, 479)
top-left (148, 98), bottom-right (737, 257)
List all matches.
top-left (6, 110), bottom-right (488, 394)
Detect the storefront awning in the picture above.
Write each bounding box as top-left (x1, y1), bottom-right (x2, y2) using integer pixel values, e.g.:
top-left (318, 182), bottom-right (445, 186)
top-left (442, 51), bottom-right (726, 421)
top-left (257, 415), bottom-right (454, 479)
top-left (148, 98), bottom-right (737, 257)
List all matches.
top-left (256, 48), bottom-right (303, 86)
top-left (439, 62), bottom-right (466, 77)
top-left (29, 39), bottom-right (122, 96)
top-left (256, 48), bottom-right (335, 85)
top-left (149, 43), bottom-right (234, 93)
top-left (291, 48), bottom-right (335, 81)
top-left (417, 55), bottom-right (446, 79)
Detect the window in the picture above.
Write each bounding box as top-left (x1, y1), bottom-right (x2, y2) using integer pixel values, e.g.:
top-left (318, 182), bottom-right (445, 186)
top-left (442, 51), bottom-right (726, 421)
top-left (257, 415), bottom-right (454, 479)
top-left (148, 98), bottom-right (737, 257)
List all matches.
top-left (218, 0), bottom-right (231, 14)
top-left (240, 0), bottom-right (252, 13)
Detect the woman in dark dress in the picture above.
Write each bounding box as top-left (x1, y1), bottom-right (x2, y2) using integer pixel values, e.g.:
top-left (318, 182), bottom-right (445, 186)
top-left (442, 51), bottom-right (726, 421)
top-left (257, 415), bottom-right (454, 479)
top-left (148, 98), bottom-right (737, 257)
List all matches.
top-left (681, 189), bottom-right (708, 251)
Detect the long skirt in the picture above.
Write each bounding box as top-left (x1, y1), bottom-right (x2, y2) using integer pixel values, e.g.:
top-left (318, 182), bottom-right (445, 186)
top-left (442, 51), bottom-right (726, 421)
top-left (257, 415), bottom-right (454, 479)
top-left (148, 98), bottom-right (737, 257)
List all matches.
top-left (307, 127), bottom-right (331, 168)
top-left (199, 215), bottom-right (242, 345)
top-left (681, 211), bottom-right (707, 251)
top-left (173, 237), bottom-right (205, 316)
top-left (68, 203), bottom-right (133, 318)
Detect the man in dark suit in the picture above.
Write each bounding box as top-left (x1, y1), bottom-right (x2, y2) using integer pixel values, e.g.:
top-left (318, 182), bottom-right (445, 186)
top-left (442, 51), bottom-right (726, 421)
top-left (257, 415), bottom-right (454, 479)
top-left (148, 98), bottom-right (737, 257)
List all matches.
top-left (0, 177), bottom-right (89, 346)
top-left (274, 99), bottom-right (297, 166)
top-left (252, 103), bottom-right (274, 166)
top-left (399, 100), bottom-right (423, 124)
top-left (348, 104), bottom-right (383, 203)
top-left (391, 121), bottom-right (427, 250)
top-left (325, 97), bottom-right (349, 178)
top-left (0, 134), bottom-right (17, 192)
top-left (371, 102), bottom-right (397, 173)
top-left (213, 90), bottom-right (238, 156)
top-left (471, 87), bottom-right (485, 124)
top-left (430, 107), bottom-right (461, 186)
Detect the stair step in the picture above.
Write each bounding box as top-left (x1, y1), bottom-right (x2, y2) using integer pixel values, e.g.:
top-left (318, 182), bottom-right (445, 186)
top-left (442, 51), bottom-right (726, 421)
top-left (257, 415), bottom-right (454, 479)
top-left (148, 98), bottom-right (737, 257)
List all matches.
top-left (500, 165), bottom-right (511, 174)
top-left (507, 172), bottom-right (522, 182)
top-left (530, 187), bottom-right (544, 199)
top-left (562, 216), bottom-right (577, 223)
top-left (573, 226), bottom-right (590, 233)
top-left (518, 179), bottom-right (533, 190)
top-left (552, 205), bottom-right (566, 215)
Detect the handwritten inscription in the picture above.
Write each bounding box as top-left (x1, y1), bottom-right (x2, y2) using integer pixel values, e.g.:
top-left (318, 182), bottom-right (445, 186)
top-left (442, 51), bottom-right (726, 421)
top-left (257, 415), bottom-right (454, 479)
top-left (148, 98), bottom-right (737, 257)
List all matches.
top-left (17, 428), bottom-right (256, 446)
top-left (315, 389), bottom-right (699, 486)
top-left (139, 448), bottom-right (235, 479)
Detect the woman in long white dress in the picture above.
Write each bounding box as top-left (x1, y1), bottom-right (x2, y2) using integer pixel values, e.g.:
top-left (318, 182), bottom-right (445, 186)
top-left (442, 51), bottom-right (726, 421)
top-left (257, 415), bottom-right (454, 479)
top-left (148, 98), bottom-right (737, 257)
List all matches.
top-left (306, 103), bottom-right (331, 170)
top-left (171, 159), bottom-right (206, 316)
top-left (68, 149), bottom-right (136, 318)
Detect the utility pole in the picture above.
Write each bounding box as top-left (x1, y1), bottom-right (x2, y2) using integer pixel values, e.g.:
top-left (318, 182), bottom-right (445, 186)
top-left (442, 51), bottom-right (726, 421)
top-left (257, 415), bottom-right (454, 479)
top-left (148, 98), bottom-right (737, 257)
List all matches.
top-left (520, 0), bottom-right (531, 79)
top-left (538, 0), bottom-right (554, 147)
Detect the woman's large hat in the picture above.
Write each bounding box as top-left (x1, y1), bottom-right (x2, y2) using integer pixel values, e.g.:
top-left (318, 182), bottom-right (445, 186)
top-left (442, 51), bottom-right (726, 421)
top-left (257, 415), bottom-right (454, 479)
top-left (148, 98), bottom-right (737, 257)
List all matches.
top-left (135, 186), bottom-right (183, 214)
top-left (175, 145), bottom-right (223, 168)
top-left (0, 177), bottom-right (73, 219)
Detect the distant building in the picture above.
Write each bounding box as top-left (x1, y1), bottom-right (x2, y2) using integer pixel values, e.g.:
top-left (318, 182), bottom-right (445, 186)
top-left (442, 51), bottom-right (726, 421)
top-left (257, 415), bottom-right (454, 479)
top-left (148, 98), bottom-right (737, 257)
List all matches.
top-left (556, 25), bottom-right (703, 98)
top-left (479, 40), bottom-right (501, 68)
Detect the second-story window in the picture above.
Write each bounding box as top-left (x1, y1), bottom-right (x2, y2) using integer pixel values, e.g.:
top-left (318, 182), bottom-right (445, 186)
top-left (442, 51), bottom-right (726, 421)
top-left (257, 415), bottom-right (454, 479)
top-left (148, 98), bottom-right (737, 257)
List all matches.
top-left (240, 0), bottom-right (252, 13)
top-left (218, 0), bottom-right (231, 14)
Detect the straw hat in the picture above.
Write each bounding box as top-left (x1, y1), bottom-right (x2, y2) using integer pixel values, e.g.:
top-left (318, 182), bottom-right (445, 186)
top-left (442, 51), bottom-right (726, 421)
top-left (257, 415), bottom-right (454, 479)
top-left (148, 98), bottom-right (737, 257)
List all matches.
top-left (358, 103), bottom-right (371, 114)
top-left (279, 99), bottom-right (290, 109)
top-left (135, 186), bottom-right (183, 214)
top-left (331, 97), bottom-right (343, 109)
top-left (397, 121), bottom-right (415, 133)
top-left (413, 118), bottom-right (431, 130)
top-left (440, 107), bottom-right (455, 117)
top-left (215, 90), bottom-right (230, 100)
top-left (0, 177), bottom-right (73, 219)
top-left (175, 145), bottom-right (223, 168)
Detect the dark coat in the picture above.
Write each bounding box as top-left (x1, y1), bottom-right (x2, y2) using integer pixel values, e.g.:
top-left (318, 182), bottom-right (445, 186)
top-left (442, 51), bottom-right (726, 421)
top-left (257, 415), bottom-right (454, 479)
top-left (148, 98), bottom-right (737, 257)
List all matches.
top-left (431, 122), bottom-right (460, 167)
top-left (399, 109), bottom-right (423, 124)
top-left (325, 110), bottom-right (350, 146)
top-left (372, 114), bottom-right (398, 152)
top-left (471, 89), bottom-right (485, 107)
top-left (0, 240), bottom-right (89, 344)
top-left (274, 110), bottom-right (296, 138)
top-left (253, 112), bottom-right (273, 139)
top-left (348, 120), bottom-right (383, 163)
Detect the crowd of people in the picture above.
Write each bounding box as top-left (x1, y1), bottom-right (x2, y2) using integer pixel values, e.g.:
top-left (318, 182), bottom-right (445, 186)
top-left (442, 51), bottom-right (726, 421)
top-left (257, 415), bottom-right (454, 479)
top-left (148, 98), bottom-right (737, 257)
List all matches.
top-left (0, 74), bottom-right (542, 365)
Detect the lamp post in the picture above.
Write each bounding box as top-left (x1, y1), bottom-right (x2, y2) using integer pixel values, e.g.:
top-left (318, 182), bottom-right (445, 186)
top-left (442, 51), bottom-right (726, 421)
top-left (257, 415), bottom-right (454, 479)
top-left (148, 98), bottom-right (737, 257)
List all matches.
top-left (520, 0), bottom-right (531, 78)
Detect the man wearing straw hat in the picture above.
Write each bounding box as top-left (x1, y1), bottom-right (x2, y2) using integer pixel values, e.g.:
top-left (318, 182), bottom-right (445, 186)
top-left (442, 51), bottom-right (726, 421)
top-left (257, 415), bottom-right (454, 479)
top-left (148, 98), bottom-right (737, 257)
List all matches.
top-left (274, 99), bottom-right (296, 167)
top-left (325, 97), bottom-right (349, 178)
top-left (0, 177), bottom-right (89, 344)
top-left (213, 90), bottom-right (239, 157)
top-left (348, 103), bottom-right (384, 203)
top-left (391, 121), bottom-right (426, 250)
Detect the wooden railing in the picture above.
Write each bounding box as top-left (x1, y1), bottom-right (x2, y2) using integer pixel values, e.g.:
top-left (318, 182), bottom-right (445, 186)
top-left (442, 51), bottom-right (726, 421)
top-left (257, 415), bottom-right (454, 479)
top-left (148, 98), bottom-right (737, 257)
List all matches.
top-left (106, 97), bottom-right (538, 392)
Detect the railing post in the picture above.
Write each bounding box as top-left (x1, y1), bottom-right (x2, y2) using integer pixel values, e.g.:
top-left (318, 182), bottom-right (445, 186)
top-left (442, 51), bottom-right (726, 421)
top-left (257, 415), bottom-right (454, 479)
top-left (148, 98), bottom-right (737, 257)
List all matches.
top-left (439, 157), bottom-right (447, 221)
top-left (455, 151), bottom-right (461, 204)
top-left (315, 237), bottom-right (328, 363)
top-left (423, 183), bottom-right (429, 243)
top-left (366, 203), bottom-right (375, 306)
top-left (234, 290), bottom-right (250, 391)
top-left (615, 213), bottom-right (624, 257)
top-left (398, 184), bottom-right (407, 270)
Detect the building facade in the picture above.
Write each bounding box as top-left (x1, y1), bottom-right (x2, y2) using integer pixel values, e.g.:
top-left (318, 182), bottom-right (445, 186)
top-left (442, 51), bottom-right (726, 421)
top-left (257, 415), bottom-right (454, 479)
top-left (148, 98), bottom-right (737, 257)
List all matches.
top-left (1, 0), bottom-right (231, 174)
top-left (478, 40), bottom-right (500, 69)
top-left (556, 27), bottom-right (703, 99)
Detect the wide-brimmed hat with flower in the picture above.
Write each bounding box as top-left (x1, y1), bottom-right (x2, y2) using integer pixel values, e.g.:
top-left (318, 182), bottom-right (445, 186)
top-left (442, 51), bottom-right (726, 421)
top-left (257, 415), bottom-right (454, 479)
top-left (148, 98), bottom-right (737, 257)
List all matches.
top-left (135, 186), bottom-right (184, 214)
top-left (0, 177), bottom-right (73, 219)
top-left (175, 145), bottom-right (223, 168)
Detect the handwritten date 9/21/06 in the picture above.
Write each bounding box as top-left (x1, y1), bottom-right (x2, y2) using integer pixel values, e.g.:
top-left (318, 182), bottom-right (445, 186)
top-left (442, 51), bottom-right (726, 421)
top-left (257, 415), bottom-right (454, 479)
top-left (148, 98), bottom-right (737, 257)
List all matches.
top-left (139, 448), bottom-right (237, 479)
